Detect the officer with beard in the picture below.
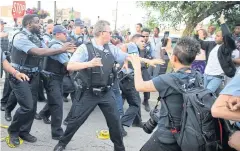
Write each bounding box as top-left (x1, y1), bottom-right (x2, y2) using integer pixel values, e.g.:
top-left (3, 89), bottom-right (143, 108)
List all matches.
top-left (7, 14), bottom-right (75, 146)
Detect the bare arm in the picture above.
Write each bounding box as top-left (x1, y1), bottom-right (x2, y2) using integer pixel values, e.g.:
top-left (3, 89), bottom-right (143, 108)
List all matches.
top-left (211, 94), bottom-right (240, 121)
top-left (67, 57), bottom-right (102, 71)
top-left (2, 59), bottom-right (18, 74)
top-left (67, 61), bottom-right (90, 71)
top-left (233, 58), bottom-right (240, 65)
top-left (2, 59), bottom-right (29, 81)
top-left (28, 42), bottom-right (75, 56)
top-left (133, 67), bottom-right (158, 92)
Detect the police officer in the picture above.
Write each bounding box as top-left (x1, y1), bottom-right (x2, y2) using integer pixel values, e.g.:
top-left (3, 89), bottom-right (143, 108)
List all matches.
top-left (53, 20), bottom-right (126, 151)
top-left (0, 19), bottom-right (12, 111)
top-left (119, 35), bottom-right (150, 133)
top-left (69, 18), bottom-right (85, 46)
top-left (53, 20), bottom-right (163, 151)
top-left (43, 23), bottom-right (54, 45)
top-left (141, 28), bottom-right (153, 112)
top-left (1, 47), bottom-right (29, 82)
top-left (61, 18), bottom-right (85, 103)
top-left (8, 14), bottom-right (75, 146)
top-left (37, 25), bottom-right (73, 139)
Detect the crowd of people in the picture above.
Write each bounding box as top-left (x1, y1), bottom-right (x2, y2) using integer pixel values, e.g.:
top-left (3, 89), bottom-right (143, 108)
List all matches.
top-left (0, 12), bottom-right (239, 151)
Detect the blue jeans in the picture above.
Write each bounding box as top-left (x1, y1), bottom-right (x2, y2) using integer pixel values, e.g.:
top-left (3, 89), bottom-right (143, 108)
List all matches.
top-left (204, 74), bottom-right (223, 93)
top-left (112, 80), bottom-right (124, 117)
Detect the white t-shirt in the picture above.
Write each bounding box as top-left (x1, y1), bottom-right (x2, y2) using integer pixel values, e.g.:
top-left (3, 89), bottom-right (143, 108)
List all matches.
top-left (150, 36), bottom-right (162, 58)
top-left (204, 44), bottom-right (223, 75)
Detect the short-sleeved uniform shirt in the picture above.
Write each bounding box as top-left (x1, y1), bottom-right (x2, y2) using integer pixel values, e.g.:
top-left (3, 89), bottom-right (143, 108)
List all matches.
top-left (49, 39), bottom-right (69, 65)
top-left (13, 28), bottom-right (39, 54)
top-left (70, 38), bottom-right (128, 64)
top-left (221, 72), bottom-right (240, 96)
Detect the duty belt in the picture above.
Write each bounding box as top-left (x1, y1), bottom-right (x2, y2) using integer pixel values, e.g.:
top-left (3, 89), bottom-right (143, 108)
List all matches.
top-left (87, 86), bottom-right (112, 96)
top-left (11, 63), bottom-right (39, 72)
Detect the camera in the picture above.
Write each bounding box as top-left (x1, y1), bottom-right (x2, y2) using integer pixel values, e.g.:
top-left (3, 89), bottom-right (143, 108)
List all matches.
top-left (143, 108), bottom-right (161, 134)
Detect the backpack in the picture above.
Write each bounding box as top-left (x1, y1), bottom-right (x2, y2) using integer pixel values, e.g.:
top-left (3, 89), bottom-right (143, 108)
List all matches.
top-left (161, 68), bottom-right (222, 151)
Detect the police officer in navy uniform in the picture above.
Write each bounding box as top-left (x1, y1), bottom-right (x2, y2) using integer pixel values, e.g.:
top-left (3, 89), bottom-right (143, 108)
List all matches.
top-left (37, 25), bottom-right (74, 140)
top-left (1, 47), bottom-right (29, 82)
top-left (0, 19), bottom-right (12, 111)
top-left (141, 28), bottom-right (153, 112)
top-left (61, 18), bottom-right (85, 103)
top-left (8, 14), bottom-right (75, 146)
top-left (120, 34), bottom-right (157, 134)
top-left (53, 20), bottom-right (163, 151)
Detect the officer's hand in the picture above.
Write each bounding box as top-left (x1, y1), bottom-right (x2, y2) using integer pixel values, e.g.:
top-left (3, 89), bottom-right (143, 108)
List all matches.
top-left (128, 54), bottom-right (141, 70)
top-left (15, 72), bottom-right (30, 82)
top-left (148, 59), bottom-right (165, 67)
top-left (228, 131), bottom-right (240, 151)
top-left (88, 57), bottom-right (103, 68)
top-left (226, 96), bottom-right (240, 111)
top-left (62, 42), bottom-right (77, 53)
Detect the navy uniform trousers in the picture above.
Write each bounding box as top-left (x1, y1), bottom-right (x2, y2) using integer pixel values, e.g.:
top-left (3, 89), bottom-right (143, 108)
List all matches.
top-left (39, 74), bottom-right (64, 137)
top-left (8, 72), bottom-right (39, 136)
top-left (120, 77), bottom-right (142, 127)
top-left (1, 73), bottom-right (12, 106)
top-left (59, 89), bottom-right (125, 151)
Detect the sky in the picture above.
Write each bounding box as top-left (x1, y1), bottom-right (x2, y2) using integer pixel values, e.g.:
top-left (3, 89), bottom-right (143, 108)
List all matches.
top-left (0, 0), bottom-right (146, 32)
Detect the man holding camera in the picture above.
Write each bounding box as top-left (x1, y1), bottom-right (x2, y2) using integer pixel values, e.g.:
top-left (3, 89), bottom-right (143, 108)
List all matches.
top-left (128, 37), bottom-right (201, 151)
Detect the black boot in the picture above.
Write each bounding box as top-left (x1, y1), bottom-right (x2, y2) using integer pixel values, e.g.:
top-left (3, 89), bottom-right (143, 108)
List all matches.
top-left (53, 143), bottom-right (65, 151)
top-left (5, 111), bottom-right (12, 121)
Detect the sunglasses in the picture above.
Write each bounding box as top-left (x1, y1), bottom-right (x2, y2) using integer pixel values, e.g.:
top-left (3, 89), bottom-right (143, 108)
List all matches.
top-left (142, 36), bottom-right (149, 38)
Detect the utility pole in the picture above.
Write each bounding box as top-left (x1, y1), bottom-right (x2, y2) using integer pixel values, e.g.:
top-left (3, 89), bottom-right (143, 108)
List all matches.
top-left (114, 1), bottom-right (118, 31)
top-left (54, 1), bottom-right (57, 23)
top-left (38, 1), bottom-right (41, 10)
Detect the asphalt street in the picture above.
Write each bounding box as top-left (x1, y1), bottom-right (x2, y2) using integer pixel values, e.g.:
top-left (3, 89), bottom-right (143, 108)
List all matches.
top-left (0, 76), bottom-right (160, 151)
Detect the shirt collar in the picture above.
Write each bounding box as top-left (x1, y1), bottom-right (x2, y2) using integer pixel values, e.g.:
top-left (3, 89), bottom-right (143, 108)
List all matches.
top-left (91, 38), bottom-right (104, 50)
top-left (22, 28), bottom-right (32, 35)
top-left (50, 38), bottom-right (64, 45)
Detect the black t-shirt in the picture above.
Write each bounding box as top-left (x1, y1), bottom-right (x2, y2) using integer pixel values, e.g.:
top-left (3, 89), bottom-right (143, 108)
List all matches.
top-left (152, 71), bottom-right (198, 144)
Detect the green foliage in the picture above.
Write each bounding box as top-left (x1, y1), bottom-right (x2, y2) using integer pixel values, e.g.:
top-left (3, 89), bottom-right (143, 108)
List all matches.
top-left (137, 1), bottom-right (240, 36)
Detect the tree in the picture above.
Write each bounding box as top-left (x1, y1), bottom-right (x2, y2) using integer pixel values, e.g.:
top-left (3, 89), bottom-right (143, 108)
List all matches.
top-left (137, 1), bottom-right (240, 36)
top-left (143, 11), bottom-right (159, 31)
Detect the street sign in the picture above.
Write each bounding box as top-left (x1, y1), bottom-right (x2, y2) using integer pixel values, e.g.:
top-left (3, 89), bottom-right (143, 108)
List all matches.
top-left (12, 1), bottom-right (26, 18)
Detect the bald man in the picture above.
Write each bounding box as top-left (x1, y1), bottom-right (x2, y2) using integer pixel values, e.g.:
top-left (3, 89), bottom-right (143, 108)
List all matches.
top-left (43, 23), bottom-right (54, 45)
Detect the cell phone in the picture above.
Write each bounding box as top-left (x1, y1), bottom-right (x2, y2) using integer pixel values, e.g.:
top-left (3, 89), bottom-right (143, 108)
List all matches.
top-left (162, 31), bottom-right (170, 47)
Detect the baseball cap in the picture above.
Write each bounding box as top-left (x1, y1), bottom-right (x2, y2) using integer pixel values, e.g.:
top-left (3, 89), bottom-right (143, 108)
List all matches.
top-left (74, 18), bottom-right (84, 28)
top-left (127, 42), bottom-right (139, 54)
top-left (53, 25), bottom-right (67, 35)
top-left (0, 19), bottom-right (7, 25)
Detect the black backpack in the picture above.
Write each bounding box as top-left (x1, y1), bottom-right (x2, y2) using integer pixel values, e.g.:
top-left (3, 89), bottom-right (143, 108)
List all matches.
top-left (161, 68), bottom-right (222, 151)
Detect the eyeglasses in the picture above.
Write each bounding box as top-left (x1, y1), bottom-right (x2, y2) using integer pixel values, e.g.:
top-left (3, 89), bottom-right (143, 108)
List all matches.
top-left (101, 31), bottom-right (112, 35)
top-left (142, 36), bottom-right (149, 38)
